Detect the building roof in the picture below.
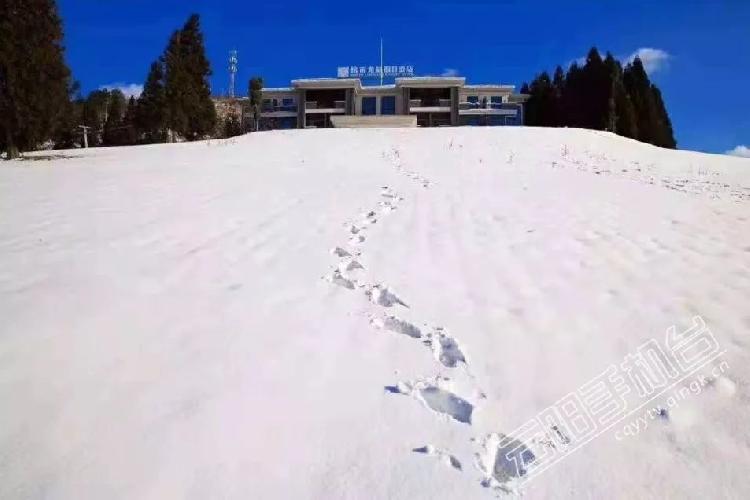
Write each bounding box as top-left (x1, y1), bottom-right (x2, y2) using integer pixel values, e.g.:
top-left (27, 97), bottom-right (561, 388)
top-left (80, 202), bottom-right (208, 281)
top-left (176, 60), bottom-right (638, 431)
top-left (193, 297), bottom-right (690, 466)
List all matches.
top-left (359, 84), bottom-right (397, 93)
top-left (291, 78), bottom-right (360, 89)
top-left (262, 87), bottom-right (294, 93)
top-left (395, 76), bottom-right (466, 87)
top-left (463, 84), bottom-right (515, 92)
top-left (262, 76), bottom-right (521, 94)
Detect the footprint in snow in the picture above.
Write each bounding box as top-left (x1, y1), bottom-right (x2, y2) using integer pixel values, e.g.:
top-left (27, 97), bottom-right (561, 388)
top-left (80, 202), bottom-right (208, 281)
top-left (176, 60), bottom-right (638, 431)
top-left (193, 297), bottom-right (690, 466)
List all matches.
top-left (379, 201), bottom-right (397, 213)
top-left (331, 246), bottom-right (351, 258)
top-left (348, 234), bottom-right (366, 246)
top-left (325, 269), bottom-right (355, 290)
top-left (386, 378), bottom-right (473, 425)
top-left (370, 315), bottom-right (422, 338)
top-left (413, 445), bottom-right (462, 471)
top-left (476, 433), bottom-right (537, 491)
top-left (424, 328), bottom-right (466, 368)
top-left (367, 285), bottom-right (408, 308)
top-left (338, 259), bottom-right (364, 273)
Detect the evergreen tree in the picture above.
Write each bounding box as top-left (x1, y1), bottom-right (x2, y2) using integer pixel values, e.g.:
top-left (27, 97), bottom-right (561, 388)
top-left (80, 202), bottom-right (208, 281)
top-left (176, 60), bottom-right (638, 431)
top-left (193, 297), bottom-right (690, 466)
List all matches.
top-left (563, 62), bottom-right (585, 127)
top-left (524, 72), bottom-right (557, 126)
top-left (650, 85), bottom-right (676, 148)
top-left (579, 47), bottom-right (609, 130)
top-left (53, 80), bottom-right (84, 149)
top-left (248, 76), bottom-right (264, 131)
top-left (163, 14), bottom-right (216, 141)
top-left (103, 89), bottom-right (126, 146)
top-left (603, 54), bottom-right (638, 139)
top-left (551, 65), bottom-right (566, 126)
top-left (522, 50), bottom-right (675, 148)
top-left (0, 0), bottom-right (72, 158)
top-left (82, 89), bottom-right (110, 147)
top-left (123, 96), bottom-right (138, 145)
top-left (136, 60), bottom-right (167, 143)
top-left (623, 56), bottom-right (660, 145)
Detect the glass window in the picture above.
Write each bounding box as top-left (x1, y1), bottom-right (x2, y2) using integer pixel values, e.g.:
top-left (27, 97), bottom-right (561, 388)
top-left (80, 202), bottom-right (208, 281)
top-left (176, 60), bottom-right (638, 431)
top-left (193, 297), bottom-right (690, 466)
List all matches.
top-left (381, 96), bottom-right (396, 115)
top-left (467, 95), bottom-right (479, 103)
top-left (282, 98), bottom-right (295, 106)
top-left (362, 96), bottom-right (376, 116)
top-left (490, 96), bottom-right (502, 104)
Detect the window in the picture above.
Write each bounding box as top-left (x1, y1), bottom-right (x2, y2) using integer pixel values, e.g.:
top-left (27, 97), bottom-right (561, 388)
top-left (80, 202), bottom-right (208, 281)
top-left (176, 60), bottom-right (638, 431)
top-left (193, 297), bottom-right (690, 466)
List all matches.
top-left (362, 97), bottom-right (376, 116)
top-left (467, 95), bottom-right (479, 103)
top-left (262, 99), bottom-right (273, 112)
top-left (490, 96), bottom-right (502, 104)
top-left (281, 97), bottom-right (296, 112)
top-left (380, 96), bottom-right (396, 115)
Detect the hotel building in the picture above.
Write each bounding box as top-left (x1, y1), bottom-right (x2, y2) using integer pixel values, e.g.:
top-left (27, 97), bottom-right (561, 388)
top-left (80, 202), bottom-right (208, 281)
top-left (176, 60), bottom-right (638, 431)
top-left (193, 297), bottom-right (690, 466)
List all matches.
top-left (254, 76), bottom-right (528, 130)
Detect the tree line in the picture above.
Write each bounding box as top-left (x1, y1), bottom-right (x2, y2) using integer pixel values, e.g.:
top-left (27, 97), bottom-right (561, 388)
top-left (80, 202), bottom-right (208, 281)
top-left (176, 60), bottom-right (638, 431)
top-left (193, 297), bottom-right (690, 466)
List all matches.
top-left (64, 13), bottom-right (220, 148)
top-left (1, 1), bottom-right (678, 158)
top-left (1, 1), bottom-right (235, 158)
top-left (520, 47), bottom-right (676, 148)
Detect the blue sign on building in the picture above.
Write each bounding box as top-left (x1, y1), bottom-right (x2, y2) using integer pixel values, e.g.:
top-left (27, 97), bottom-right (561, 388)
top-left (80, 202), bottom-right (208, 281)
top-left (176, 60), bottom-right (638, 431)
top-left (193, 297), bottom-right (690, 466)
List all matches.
top-left (337, 65), bottom-right (414, 79)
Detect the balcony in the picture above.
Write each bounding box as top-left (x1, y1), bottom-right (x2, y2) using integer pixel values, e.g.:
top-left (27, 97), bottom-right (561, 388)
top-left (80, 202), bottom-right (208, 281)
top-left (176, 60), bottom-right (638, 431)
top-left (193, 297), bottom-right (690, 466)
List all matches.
top-left (260, 103), bottom-right (298, 116)
top-left (305, 100), bottom-right (347, 113)
top-left (409, 98), bottom-right (452, 112)
top-left (459, 101), bottom-right (518, 116)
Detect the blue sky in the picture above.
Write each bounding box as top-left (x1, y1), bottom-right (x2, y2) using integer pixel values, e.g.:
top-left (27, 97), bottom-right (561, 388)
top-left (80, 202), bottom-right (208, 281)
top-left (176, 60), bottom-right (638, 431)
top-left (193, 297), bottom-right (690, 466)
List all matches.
top-left (58, 0), bottom-right (749, 155)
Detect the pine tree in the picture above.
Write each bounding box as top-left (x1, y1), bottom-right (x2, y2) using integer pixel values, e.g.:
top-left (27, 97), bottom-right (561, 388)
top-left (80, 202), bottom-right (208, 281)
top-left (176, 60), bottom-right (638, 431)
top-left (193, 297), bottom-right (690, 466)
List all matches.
top-left (123, 96), bottom-right (138, 145)
top-left (0, 0), bottom-right (72, 158)
top-left (623, 57), bottom-right (659, 145)
top-left (522, 50), bottom-right (674, 147)
top-left (136, 60), bottom-right (167, 143)
top-left (103, 89), bottom-right (126, 146)
top-left (163, 14), bottom-right (216, 141)
top-left (615, 88), bottom-right (638, 139)
top-left (53, 80), bottom-right (84, 149)
top-left (82, 89), bottom-right (110, 147)
top-left (579, 47), bottom-right (609, 130)
top-left (248, 77), bottom-right (264, 131)
top-left (563, 62), bottom-right (585, 127)
top-left (525, 72), bottom-right (558, 126)
top-left (551, 66), bottom-right (565, 127)
top-left (650, 85), bottom-right (676, 148)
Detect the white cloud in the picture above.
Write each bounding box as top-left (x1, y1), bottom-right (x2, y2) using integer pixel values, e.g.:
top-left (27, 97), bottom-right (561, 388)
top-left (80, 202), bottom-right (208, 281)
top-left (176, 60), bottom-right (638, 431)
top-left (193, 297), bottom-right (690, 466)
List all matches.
top-left (99, 82), bottom-right (143, 99)
top-left (726, 145), bottom-right (750, 158)
top-left (441, 68), bottom-right (459, 77)
top-left (624, 48), bottom-right (670, 74)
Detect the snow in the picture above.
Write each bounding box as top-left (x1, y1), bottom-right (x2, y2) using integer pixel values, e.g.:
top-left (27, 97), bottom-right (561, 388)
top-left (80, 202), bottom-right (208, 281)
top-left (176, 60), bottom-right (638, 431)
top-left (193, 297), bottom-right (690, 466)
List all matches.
top-left (1, 127), bottom-right (749, 499)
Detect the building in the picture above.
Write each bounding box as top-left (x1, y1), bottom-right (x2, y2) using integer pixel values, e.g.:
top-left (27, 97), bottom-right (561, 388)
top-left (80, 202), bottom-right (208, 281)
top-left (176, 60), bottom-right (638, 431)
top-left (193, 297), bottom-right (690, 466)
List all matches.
top-left (252, 76), bottom-right (528, 130)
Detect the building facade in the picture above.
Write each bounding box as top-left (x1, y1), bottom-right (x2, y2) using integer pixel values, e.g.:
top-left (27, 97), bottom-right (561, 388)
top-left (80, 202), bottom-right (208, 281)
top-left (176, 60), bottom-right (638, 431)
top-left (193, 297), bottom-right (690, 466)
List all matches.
top-left (253, 77), bottom-right (527, 130)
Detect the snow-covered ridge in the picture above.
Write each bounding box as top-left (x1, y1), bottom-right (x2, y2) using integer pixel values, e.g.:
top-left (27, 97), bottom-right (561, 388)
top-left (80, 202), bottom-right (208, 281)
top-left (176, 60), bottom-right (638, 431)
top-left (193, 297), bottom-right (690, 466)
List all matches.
top-left (1, 128), bottom-right (749, 499)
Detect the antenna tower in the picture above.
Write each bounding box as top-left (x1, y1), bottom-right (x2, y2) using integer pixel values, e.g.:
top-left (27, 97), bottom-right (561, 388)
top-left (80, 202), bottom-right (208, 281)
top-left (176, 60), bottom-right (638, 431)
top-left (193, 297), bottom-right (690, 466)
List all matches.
top-left (228, 50), bottom-right (238, 98)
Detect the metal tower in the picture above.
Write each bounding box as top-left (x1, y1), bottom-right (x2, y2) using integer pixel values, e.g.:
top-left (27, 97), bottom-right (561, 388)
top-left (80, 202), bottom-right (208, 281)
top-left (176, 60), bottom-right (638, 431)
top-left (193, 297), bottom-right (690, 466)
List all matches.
top-left (228, 50), bottom-right (238, 98)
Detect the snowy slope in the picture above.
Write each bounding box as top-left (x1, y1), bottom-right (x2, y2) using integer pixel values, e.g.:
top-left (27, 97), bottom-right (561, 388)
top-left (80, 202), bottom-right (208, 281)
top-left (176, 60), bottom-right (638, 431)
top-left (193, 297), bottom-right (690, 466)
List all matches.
top-left (1, 128), bottom-right (749, 499)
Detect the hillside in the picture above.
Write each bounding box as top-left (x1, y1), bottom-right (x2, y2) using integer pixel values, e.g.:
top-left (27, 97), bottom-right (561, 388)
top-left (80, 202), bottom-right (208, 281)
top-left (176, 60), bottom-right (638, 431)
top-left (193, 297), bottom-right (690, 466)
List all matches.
top-left (1, 127), bottom-right (749, 499)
